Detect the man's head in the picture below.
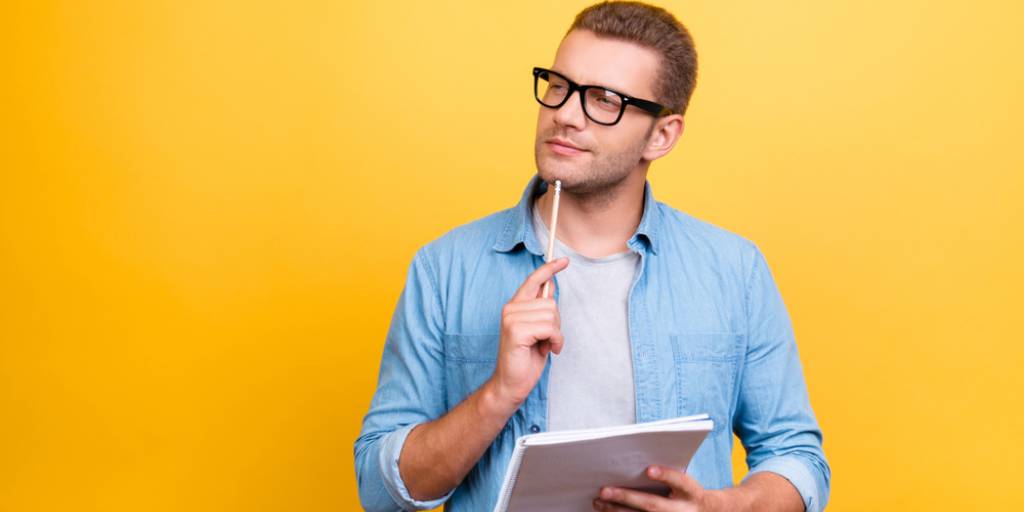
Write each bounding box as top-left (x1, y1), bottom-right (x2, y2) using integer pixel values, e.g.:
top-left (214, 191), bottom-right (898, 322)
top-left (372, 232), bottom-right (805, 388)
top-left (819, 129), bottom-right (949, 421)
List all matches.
top-left (534, 1), bottom-right (697, 195)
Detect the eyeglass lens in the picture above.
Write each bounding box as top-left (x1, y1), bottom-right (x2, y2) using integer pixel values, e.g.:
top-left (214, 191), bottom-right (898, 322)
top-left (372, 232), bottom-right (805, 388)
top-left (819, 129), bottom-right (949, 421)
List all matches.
top-left (536, 70), bottom-right (624, 124)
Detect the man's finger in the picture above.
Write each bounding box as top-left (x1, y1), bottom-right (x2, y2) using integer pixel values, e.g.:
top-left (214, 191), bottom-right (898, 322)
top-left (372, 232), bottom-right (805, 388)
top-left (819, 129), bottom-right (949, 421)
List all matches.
top-left (598, 486), bottom-right (671, 512)
top-left (512, 257), bottom-right (569, 302)
top-left (645, 465), bottom-right (702, 499)
top-left (538, 340), bottom-right (551, 359)
top-left (536, 275), bottom-right (558, 299)
top-left (509, 321), bottom-right (558, 348)
top-left (534, 331), bottom-right (564, 357)
top-left (592, 498), bottom-right (642, 511)
top-left (548, 331), bottom-right (565, 355)
top-left (536, 264), bottom-right (561, 299)
top-left (503, 298), bottom-right (558, 314)
top-left (503, 309), bottom-right (558, 326)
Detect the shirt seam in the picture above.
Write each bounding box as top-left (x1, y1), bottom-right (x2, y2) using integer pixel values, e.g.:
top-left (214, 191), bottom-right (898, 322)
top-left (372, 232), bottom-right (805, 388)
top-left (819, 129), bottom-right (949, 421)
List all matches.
top-left (415, 247), bottom-right (448, 410)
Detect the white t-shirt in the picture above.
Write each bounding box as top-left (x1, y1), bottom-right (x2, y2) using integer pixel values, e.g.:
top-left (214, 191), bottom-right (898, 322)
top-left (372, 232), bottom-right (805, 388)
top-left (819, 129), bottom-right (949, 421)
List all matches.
top-left (531, 202), bottom-right (639, 431)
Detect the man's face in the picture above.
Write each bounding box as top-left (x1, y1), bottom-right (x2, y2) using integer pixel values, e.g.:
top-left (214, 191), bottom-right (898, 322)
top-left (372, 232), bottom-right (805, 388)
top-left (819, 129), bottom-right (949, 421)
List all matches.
top-left (535, 29), bottom-right (663, 194)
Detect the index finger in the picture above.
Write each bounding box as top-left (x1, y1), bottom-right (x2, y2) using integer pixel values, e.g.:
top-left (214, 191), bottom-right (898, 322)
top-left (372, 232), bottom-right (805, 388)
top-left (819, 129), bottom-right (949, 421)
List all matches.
top-left (646, 465), bottom-right (702, 498)
top-left (512, 257), bottom-right (569, 302)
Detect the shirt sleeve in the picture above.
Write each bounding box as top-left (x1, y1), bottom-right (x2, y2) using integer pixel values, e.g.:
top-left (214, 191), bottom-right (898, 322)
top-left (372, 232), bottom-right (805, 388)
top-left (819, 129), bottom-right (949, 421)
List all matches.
top-left (734, 246), bottom-right (832, 512)
top-left (354, 247), bottom-right (454, 511)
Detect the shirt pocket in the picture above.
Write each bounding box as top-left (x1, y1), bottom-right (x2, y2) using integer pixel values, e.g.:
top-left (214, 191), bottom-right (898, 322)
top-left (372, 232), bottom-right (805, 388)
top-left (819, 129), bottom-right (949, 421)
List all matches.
top-left (670, 332), bottom-right (742, 435)
top-left (443, 333), bottom-right (500, 408)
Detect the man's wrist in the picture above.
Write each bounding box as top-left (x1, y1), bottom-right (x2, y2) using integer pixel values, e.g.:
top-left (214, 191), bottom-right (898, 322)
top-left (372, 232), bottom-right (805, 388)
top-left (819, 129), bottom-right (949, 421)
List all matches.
top-left (478, 378), bottom-right (522, 421)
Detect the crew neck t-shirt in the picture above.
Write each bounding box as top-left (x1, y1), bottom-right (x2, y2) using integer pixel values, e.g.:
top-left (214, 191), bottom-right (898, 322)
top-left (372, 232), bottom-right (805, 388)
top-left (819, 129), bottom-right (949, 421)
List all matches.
top-left (530, 202), bottom-right (639, 431)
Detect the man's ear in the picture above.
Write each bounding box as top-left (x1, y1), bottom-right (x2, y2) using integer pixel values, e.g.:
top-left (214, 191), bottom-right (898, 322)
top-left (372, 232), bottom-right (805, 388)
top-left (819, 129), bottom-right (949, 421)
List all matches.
top-left (641, 114), bottom-right (685, 162)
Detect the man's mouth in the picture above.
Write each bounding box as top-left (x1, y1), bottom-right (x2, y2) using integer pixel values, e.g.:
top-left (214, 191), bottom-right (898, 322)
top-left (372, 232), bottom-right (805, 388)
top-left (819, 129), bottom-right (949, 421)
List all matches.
top-left (546, 138), bottom-right (588, 156)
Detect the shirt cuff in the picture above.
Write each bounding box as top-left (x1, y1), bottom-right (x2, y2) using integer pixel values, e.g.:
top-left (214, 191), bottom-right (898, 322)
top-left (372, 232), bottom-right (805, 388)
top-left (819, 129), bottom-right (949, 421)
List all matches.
top-left (743, 454), bottom-right (824, 512)
top-left (378, 423), bottom-right (456, 511)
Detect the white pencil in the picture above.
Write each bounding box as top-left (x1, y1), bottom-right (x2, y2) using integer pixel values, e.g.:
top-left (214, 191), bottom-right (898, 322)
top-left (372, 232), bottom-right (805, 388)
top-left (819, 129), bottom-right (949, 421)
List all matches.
top-left (541, 179), bottom-right (562, 299)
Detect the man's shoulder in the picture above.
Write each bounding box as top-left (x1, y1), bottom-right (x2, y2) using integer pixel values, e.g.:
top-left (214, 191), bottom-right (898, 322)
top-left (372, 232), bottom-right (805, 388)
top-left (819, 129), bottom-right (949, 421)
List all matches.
top-left (654, 200), bottom-right (761, 267)
top-left (416, 207), bottom-right (514, 265)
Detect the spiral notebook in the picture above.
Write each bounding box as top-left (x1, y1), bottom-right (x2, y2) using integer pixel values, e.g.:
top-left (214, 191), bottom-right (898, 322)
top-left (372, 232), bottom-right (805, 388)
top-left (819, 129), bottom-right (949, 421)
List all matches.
top-left (492, 414), bottom-right (714, 512)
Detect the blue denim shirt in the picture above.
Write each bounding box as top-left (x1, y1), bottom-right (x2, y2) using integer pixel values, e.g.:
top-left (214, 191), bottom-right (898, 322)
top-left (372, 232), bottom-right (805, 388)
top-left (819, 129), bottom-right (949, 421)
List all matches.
top-left (355, 174), bottom-right (830, 511)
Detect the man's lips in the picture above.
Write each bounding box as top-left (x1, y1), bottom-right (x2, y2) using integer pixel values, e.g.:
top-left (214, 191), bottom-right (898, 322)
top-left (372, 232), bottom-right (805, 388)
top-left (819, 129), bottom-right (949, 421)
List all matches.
top-left (546, 138), bottom-right (588, 156)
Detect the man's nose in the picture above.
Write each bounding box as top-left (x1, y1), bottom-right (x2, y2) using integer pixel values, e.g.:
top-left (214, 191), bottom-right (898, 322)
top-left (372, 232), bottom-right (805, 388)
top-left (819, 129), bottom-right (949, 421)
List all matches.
top-left (553, 90), bottom-right (587, 130)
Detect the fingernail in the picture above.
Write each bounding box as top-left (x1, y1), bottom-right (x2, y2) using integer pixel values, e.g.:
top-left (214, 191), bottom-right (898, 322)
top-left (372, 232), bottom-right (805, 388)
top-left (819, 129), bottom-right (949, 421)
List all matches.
top-left (648, 466), bottom-right (661, 477)
top-left (600, 487), bottom-right (613, 499)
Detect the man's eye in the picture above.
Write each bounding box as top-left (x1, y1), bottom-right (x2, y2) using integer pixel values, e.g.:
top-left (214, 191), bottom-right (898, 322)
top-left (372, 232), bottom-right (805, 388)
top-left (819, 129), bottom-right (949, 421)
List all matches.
top-left (550, 84), bottom-right (565, 90)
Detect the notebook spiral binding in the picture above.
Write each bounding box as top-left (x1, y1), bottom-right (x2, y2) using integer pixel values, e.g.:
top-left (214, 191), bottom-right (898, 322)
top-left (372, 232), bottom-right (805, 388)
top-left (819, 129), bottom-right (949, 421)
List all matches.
top-left (492, 436), bottom-right (530, 512)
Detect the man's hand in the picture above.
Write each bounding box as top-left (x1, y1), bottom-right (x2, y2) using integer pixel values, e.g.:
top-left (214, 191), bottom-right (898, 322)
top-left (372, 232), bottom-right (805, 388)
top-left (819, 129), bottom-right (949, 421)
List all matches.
top-left (593, 466), bottom-right (804, 512)
top-left (592, 465), bottom-right (728, 512)
top-left (486, 257), bottom-right (569, 411)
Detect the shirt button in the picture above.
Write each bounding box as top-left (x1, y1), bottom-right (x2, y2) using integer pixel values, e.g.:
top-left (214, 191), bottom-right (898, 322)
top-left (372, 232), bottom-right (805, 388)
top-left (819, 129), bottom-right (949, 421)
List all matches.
top-left (530, 424), bottom-right (541, 433)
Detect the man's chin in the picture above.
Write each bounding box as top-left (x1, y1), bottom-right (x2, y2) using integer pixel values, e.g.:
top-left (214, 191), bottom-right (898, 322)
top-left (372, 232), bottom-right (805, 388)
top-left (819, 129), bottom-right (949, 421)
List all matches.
top-left (536, 167), bottom-right (578, 188)
top-left (537, 158), bottom-right (588, 184)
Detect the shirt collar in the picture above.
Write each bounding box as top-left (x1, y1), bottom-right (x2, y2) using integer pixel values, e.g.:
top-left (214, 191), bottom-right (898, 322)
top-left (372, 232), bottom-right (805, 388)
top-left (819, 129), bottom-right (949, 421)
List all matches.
top-left (492, 173), bottom-right (660, 255)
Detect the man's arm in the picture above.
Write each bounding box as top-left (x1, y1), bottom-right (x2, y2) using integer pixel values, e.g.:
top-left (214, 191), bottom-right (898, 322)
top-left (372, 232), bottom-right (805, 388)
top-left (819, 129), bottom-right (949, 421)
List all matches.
top-left (398, 378), bottom-right (517, 501)
top-left (594, 246), bottom-right (826, 512)
top-left (732, 245), bottom-right (831, 511)
top-left (355, 248), bottom-right (452, 512)
top-left (597, 246), bottom-right (828, 512)
top-left (398, 257), bottom-right (569, 501)
top-left (355, 252), bottom-right (570, 510)
top-left (710, 472), bottom-right (804, 511)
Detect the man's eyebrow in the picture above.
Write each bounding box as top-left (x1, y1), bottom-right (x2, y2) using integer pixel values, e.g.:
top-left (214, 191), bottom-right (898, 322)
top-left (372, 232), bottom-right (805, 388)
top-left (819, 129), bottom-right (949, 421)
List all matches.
top-left (549, 67), bottom-right (624, 92)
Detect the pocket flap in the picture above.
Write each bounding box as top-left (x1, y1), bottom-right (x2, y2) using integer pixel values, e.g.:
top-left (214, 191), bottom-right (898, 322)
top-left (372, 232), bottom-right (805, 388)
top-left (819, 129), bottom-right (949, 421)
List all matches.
top-left (444, 333), bottom-right (501, 363)
top-left (671, 332), bottom-right (742, 362)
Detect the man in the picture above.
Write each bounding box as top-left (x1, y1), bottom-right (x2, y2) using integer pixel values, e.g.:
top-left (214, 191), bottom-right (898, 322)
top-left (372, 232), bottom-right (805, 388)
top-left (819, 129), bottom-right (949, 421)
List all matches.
top-left (355, 2), bottom-right (830, 511)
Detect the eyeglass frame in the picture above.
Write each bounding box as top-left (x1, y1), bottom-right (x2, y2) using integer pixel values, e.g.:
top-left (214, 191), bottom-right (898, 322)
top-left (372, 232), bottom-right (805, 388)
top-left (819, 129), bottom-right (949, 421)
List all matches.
top-left (532, 66), bottom-right (674, 126)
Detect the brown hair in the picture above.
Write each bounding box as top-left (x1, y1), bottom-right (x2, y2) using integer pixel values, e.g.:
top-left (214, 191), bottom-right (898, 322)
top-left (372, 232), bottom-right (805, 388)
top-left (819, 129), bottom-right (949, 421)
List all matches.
top-left (568, 1), bottom-right (698, 115)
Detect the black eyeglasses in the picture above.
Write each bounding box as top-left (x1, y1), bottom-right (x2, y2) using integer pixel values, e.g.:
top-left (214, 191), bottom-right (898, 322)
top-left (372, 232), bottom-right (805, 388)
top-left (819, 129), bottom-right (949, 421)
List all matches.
top-left (533, 67), bottom-right (673, 126)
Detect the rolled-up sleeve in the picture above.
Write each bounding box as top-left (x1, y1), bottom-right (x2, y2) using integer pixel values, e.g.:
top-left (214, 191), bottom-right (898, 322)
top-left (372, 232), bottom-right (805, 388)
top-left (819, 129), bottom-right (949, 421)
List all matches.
top-left (354, 247), bottom-right (454, 511)
top-left (734, 246), bottom-right (831, 511)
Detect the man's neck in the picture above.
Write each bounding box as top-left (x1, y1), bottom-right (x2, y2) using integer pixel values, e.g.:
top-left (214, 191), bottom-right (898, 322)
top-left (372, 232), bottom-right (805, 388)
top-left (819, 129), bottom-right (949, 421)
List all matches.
top-left (533, 171), bottom-right (647, 259)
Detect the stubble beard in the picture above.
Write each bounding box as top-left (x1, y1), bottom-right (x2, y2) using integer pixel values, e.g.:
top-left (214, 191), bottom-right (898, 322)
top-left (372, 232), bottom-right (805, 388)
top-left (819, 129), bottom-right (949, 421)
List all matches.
top-left (533, 130), bottom-right (650, 204)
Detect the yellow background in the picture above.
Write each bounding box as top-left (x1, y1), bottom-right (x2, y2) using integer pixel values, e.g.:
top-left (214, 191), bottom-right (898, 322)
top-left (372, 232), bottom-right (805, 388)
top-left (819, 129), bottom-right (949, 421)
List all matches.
top-left (2, 1), bottom-right (1022, 510)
